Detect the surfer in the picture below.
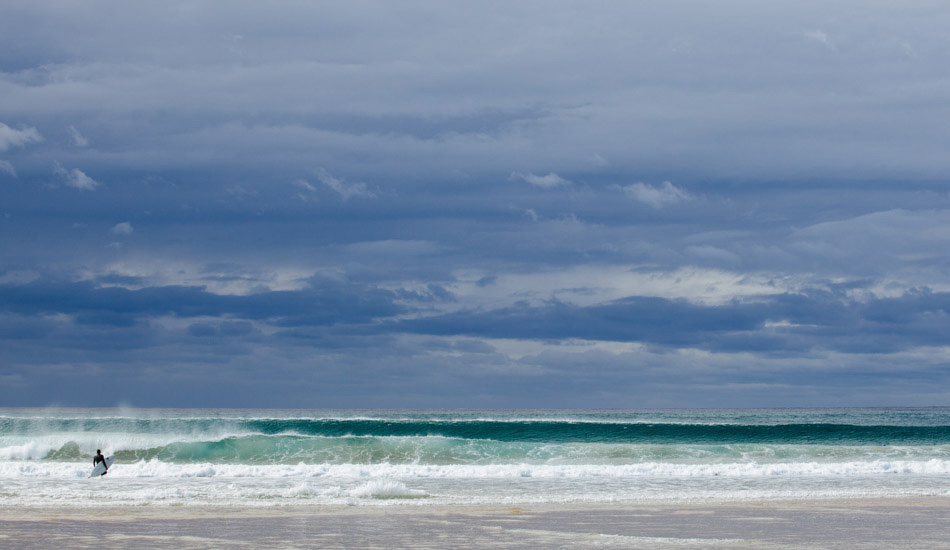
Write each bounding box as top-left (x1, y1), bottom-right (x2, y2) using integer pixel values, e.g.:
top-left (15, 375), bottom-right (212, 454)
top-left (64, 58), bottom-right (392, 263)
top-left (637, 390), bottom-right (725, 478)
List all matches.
top-left (93, 449), bottom-right (109, 475)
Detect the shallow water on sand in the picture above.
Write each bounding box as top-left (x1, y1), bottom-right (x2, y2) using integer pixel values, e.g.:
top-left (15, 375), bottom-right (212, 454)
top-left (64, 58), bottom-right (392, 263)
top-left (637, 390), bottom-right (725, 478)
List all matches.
top-left (3, 499), bottom-right (950, 549)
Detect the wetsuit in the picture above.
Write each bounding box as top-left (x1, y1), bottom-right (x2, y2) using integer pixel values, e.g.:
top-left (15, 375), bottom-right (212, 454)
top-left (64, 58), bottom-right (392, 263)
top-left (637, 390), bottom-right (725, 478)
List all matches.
top-left (94, 452), bottom-right (108, 472)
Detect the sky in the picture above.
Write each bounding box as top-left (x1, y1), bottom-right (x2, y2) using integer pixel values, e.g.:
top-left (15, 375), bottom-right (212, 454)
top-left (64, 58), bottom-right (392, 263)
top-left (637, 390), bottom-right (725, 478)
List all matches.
top-left (2, 1), bottom-right (950, 408)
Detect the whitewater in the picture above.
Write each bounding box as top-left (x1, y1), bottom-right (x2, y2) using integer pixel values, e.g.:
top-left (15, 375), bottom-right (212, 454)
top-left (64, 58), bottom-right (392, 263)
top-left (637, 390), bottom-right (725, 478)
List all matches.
top-left (1, 408), bottom-right (949, 507)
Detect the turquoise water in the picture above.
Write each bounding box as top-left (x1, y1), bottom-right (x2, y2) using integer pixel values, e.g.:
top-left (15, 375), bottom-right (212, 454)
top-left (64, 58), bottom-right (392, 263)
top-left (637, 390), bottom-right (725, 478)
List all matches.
top-left (2, 408), bottom-right (949, 506)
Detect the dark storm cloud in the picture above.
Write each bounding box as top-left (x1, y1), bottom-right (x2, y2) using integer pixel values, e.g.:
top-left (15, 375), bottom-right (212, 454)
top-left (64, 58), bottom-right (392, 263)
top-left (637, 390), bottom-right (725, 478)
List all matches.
top-left (0, 277), bottom-right (409, 327)
top-left (4, 276), bottom-right (947, 356)
top-left (399, 289), bottom-right (950, 355)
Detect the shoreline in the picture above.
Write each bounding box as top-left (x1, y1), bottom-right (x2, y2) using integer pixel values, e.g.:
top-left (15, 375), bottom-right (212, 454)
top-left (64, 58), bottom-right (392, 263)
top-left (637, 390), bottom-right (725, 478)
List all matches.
top-left (3, 496), bottom-right (950, 549)
top-left (5, 494), bottom-right (950, 517)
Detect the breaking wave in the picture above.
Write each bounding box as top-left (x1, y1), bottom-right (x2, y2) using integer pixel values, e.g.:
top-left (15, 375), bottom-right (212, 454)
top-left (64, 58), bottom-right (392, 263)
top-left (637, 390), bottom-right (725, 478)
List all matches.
top-left (3, 408), bottom-right (949, 506)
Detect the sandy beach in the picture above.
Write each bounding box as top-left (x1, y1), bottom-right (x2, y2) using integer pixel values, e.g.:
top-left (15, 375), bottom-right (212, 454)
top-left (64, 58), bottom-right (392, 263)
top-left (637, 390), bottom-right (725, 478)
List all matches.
top-left (2, 498), bottom-right (949, 549)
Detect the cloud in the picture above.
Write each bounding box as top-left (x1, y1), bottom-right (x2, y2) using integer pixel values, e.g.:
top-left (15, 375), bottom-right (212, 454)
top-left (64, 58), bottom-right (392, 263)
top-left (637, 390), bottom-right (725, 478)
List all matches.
top-left (684, 245), bottom-right (741, 265)
top-left (67, 125), bottom-right (89, 147)
top-left (614, 181), bottom-right (690, 208)
top-left (315, 169), bottom-right (376, 200)
top-left (511, 172), bottom-right (571, 189)
top-left (292, 179), bottom-right (317, 192)
top-left (110, 222), bottom-right (133, 235)
top-left (291, 178), bottom-right (319, 202)
top-left (0, 160), bottom-right (15, 177)
top-left (0, 276), bottom-right (409, 328)
top-left (803, 29), bottom-right (836, 50)
top-left (396, 287), bottom-right (950, 355)
top-left (53, 162), bottom-right (100, 190)
top-left (2, 4), bottom-right (950, 183)
top-left (3, 2), bottom-right (950, 406)
top-left (2, 272), bottom-right (949, 407)
top-left (2, 3), bottom-right (950, 183)
top-left (0, 123), bottom-right (42, 152)
top-left (476, 275), bottom-right (497, 287)
top-left (785, 209), bottom-right (950, 277)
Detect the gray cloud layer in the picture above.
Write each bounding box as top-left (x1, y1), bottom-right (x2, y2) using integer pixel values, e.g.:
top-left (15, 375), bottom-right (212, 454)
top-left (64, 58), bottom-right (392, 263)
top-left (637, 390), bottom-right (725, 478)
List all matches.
top-left (2, 1), bottom-right (949, 406)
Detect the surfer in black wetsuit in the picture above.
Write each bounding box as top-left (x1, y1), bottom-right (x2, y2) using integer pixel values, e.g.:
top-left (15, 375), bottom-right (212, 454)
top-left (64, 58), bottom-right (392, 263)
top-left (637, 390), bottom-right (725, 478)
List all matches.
top-left (94, 449), bottom-right (108, 475)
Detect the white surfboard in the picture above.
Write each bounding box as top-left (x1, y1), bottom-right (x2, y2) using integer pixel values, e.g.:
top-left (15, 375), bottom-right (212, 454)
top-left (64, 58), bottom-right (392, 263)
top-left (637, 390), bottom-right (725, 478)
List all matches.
top-left (90, 456), bottom-right (114, 477)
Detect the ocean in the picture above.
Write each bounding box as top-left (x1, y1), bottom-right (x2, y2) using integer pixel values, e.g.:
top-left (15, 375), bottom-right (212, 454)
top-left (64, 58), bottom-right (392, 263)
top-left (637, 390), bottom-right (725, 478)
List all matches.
top-left (2, 408), bottom-right (949, 507)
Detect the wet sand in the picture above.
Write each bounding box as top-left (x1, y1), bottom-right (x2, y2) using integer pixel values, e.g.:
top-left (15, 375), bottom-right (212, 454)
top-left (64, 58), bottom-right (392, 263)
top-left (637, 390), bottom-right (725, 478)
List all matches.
top-left (2, 498), bottom-right (949, 549)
